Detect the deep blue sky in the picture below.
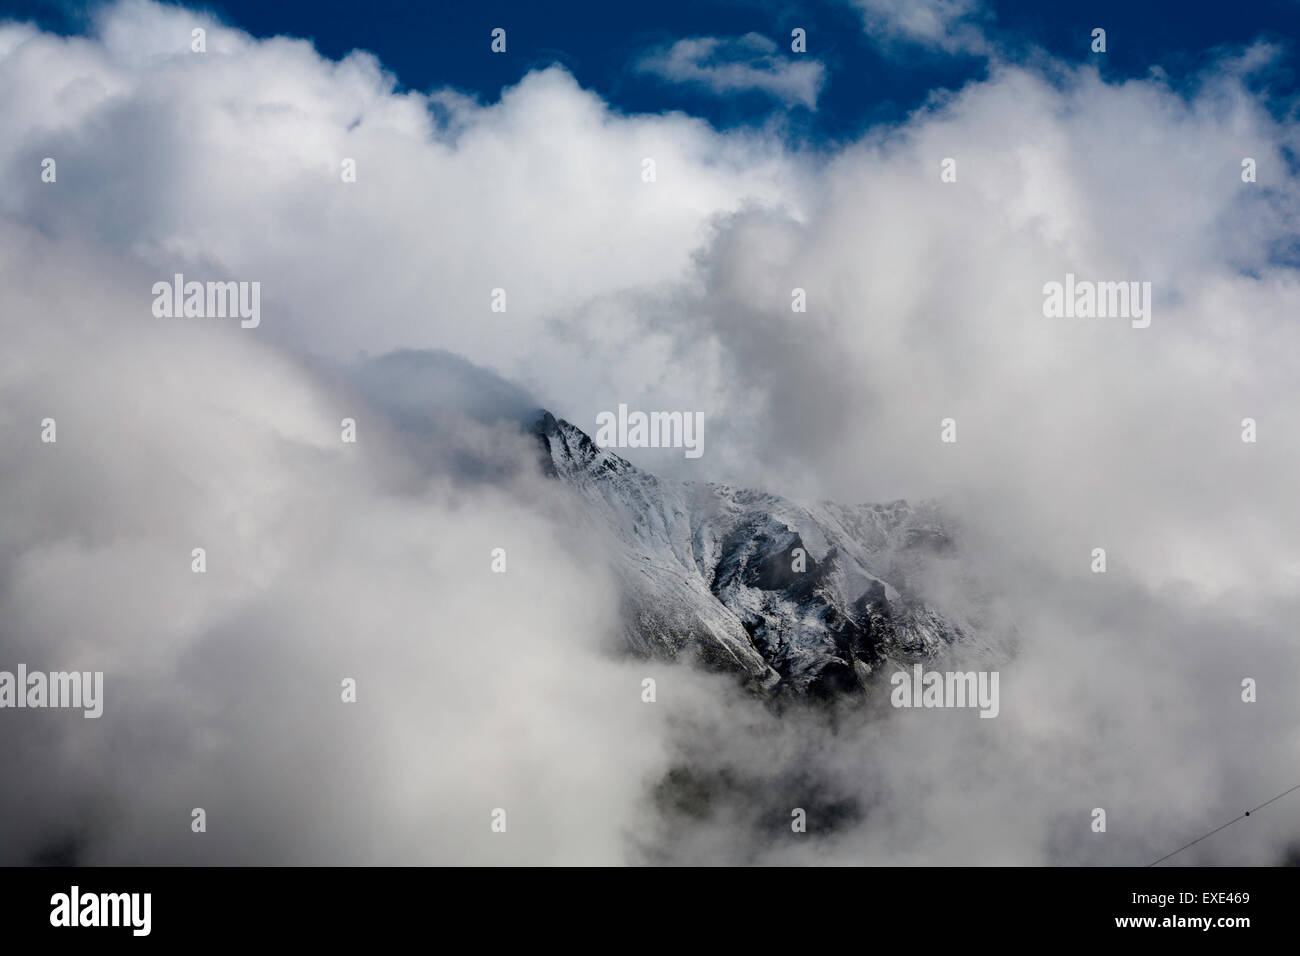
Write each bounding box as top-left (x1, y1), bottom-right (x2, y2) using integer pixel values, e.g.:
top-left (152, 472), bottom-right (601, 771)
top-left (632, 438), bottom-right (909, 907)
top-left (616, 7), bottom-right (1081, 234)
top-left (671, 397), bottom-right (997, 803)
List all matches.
top-left (5, 0), bottom-right (1300, 142)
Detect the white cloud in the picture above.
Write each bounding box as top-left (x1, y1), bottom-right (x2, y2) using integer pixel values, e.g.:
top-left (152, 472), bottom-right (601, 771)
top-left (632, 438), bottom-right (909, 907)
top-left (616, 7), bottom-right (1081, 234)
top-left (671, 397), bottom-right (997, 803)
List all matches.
top-left (1, 0), bottom-right (1299, 864)
top-left (851, 0), bottom-right (991, 55)
top-left (636, 32), bottom-right (826, 108)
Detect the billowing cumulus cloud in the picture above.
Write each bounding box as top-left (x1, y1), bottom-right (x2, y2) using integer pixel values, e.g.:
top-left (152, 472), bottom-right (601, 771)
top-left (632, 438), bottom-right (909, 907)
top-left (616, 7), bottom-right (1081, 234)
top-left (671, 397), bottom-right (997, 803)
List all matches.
top-left (0, 0), bottom-right (1297, 865)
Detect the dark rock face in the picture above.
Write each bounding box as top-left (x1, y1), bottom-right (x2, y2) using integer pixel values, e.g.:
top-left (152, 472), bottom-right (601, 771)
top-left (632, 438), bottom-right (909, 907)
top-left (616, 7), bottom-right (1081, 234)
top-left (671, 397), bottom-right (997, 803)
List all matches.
top-left (532, 411), bottom-right (970, 698)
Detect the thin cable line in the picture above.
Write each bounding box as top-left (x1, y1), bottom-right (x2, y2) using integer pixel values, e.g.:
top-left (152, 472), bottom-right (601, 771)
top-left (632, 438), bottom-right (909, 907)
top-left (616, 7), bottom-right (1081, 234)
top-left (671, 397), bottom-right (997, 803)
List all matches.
top-left (1147, 780), bottom-right (1300, 866)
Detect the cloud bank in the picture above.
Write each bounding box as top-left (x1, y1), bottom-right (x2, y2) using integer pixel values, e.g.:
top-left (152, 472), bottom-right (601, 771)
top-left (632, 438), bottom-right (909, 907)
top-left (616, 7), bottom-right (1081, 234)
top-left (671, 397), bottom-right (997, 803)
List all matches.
top-left (0, 0), bottom-right (1298, 864)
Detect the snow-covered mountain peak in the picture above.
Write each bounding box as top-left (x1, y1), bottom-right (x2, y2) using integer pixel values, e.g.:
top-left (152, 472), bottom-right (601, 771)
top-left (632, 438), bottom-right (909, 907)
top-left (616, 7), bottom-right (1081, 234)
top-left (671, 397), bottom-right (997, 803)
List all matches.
top-left (530, 410), bottom-right (978, 699)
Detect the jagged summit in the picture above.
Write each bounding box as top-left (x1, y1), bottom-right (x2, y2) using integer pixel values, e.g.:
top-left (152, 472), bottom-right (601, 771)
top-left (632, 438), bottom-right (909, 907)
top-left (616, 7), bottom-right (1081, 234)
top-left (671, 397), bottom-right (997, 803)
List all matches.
top-left (530, 409), bottom-right (637, 480)
top-left (531, 410), bottom-right (972, 699)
